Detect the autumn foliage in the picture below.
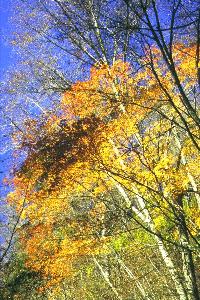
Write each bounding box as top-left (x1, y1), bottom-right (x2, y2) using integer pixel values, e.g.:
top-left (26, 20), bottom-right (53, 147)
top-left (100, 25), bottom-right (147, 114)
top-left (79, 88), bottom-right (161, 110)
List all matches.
top-left (7, 44), bottom-right (200, 297)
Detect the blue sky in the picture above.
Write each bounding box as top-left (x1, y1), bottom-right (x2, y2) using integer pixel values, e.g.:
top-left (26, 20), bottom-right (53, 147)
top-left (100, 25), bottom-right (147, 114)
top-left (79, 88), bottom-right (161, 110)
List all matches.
top-left (0, 0), bottom-right (15, 200)
top-left (0, 0), bottom-right (15, 80)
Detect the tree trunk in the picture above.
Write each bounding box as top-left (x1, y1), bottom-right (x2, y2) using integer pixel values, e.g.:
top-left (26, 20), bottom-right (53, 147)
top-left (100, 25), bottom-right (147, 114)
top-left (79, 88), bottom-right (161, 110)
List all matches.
top-left (116, 256), bottom-right (151, 300)
top-left (92, 256), bottom-right (123, 300)
top-left (177, 195), bottom-right (200, 300)
top-left (111, 178), bottom-right (188, 300)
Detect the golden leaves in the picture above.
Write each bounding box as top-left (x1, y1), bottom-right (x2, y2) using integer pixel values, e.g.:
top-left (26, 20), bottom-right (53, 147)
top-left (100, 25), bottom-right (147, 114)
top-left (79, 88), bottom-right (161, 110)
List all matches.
top-left (8, 44), bottom-right (200, 293)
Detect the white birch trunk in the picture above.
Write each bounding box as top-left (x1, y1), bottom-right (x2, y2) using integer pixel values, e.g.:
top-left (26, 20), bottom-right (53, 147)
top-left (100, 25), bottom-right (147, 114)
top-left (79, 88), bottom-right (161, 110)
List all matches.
top-left (117, 257), bottom-right (151, 300)
top-left (106, 78), bottom-right (188, 299)
top-left (114, 181), bottom-right (187, 300)
top-left (92, 256), bottom-right (123, 300)
top-left (107, 142), bottom-right (187, 300)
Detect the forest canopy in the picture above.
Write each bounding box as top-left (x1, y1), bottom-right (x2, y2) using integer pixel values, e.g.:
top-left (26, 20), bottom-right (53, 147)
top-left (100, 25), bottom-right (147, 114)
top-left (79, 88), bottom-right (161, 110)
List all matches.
top-left (0, 1), bottom-right (200, 300)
